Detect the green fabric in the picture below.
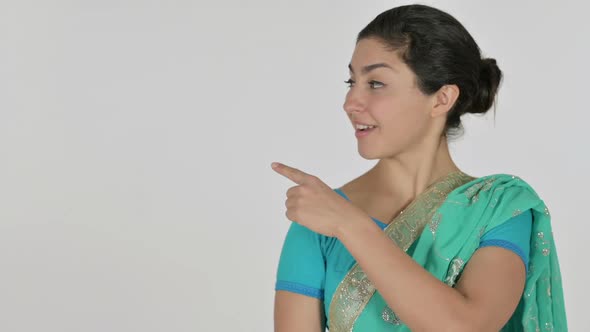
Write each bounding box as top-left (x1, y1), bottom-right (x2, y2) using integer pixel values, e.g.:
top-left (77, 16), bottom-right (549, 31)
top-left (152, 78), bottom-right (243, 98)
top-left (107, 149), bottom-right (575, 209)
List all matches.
top-left (342, 174), bottom-right (567, 331)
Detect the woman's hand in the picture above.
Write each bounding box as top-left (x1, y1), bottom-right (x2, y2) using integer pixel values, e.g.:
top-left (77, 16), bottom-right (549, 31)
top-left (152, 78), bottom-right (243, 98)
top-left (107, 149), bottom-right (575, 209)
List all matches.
top-left (271, 162), bottom-right (369, 237)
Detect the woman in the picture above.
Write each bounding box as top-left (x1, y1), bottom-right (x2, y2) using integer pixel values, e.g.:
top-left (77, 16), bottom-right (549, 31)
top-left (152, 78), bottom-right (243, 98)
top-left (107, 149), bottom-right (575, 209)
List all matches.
top-left (272, 4), bottom-right (567, 332)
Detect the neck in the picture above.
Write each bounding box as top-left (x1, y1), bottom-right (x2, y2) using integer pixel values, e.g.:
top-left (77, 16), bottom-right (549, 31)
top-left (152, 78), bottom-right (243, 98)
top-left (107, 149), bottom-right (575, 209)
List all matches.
top-left (369, 135), bottom-right (460, 201)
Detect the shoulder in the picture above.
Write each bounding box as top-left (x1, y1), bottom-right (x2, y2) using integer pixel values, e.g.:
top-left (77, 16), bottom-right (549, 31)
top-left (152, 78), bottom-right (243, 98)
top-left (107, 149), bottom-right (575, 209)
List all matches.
top-left (452, 172), bottom-right (548, 227)
top-left (445, 172), bottom-right (546, 222)
top-left (457, 173), bottom-right (542, 202)
top-left (336, 167), bottom-right (376, 197)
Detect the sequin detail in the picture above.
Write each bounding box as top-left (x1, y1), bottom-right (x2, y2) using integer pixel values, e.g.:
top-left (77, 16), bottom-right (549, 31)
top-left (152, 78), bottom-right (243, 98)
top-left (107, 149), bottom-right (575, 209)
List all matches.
top-left (429, 213), bottom-right (442, 236)
top-left (444, 257), bottom-right (465, 287)
top-left (535, 228), bottom-right (551, 257)
top-left (381, 306), bottom-right (401, 325)
top-left (465, 177), bottom-right (496, 205)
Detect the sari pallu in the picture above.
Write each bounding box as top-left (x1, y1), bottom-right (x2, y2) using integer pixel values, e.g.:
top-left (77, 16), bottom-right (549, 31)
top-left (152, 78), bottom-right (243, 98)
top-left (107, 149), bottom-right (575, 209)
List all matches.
top-left (328, 172), bottom-right (567, 331)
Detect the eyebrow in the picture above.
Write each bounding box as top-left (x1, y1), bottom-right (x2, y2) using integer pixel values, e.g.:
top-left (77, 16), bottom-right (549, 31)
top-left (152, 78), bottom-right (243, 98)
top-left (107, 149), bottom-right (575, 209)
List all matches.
top-left (348, 62), bottom-right (395, 75)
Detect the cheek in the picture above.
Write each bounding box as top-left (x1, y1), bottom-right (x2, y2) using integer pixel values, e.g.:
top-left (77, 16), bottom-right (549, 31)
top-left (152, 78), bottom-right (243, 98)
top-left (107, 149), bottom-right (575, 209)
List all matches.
top-left (372, 94), bottom-right (430, 130)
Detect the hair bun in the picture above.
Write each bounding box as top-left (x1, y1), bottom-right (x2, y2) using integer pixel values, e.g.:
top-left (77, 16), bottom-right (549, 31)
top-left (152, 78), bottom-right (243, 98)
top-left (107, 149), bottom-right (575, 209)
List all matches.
top-left (470, 58), bottom-right (503, 114)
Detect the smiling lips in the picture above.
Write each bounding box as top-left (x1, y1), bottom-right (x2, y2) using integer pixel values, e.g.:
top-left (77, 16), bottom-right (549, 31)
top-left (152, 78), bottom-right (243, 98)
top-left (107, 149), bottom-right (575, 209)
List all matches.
top-left (353, 120), bottom-right (378, 130)
top-left (355, 124), bottom-right (377, 131)
top-left (354, 123), bottom-right (378, 138)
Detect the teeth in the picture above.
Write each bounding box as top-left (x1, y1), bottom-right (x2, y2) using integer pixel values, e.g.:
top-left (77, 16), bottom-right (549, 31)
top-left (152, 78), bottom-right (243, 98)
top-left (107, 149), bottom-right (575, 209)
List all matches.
top-left (356, 124), bottom-right (377, 130)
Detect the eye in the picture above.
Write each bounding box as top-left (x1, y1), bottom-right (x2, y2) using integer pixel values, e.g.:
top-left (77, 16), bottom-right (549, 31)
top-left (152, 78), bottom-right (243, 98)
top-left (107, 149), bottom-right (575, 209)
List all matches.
top-left (369, 80), bottom-right (384, 89)
top-left (344, 79), bottom-right (385, 89)
top-left (344, 78), bottom-right (355, 88)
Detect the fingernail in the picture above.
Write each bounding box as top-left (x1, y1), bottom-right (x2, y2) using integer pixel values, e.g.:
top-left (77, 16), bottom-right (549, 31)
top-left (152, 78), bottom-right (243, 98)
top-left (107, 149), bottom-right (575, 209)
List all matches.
top-left (271, 162), bottom-right (278, 169)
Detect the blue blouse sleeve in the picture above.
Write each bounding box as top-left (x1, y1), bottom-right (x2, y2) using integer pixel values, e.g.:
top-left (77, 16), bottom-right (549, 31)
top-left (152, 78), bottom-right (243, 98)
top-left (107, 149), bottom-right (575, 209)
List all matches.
top-left (478, 209), bottom-right (533, 272)
top-left (275, 222), bottom-right (326, 300)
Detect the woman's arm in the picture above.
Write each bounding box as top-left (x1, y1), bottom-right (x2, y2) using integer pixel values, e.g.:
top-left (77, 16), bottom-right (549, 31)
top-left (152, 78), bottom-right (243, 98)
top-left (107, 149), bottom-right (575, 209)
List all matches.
top-left (273, 218), bottom-right (327, 332)
top-left (336, 217), bottom-right (526, 332)
top-left (274, 291), bottom-right (326, 332)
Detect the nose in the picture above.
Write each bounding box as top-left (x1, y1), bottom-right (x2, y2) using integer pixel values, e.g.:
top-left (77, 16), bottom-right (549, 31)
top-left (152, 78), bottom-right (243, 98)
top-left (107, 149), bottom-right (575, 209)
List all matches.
top-left (343, 89), bottom-right (366, 115)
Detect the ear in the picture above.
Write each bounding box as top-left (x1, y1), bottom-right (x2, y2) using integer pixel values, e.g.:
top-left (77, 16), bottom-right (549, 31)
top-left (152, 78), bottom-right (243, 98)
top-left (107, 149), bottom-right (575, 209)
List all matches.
top-left (431, 84), bottom-right (460, 117)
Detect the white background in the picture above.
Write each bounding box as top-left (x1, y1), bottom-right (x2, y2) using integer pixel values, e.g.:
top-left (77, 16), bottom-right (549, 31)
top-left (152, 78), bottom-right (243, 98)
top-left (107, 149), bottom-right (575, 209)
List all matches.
top-left (1, 0), bottom-right (587, 331)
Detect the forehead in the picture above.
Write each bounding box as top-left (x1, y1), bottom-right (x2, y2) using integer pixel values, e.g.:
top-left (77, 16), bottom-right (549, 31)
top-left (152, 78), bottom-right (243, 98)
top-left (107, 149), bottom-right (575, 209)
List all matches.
top-left (349, 38), bottom-right (404, 70)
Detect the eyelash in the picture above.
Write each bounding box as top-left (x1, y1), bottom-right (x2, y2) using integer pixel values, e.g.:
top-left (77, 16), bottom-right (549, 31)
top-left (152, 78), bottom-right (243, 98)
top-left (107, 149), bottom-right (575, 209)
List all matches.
top-left (344, 79), bottom-right (384, 89)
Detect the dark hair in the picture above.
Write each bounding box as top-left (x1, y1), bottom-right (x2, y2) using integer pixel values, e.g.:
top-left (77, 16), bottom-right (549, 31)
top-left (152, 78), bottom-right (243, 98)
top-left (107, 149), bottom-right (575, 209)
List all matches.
top-left (357, 4), bottom-right (503, 138)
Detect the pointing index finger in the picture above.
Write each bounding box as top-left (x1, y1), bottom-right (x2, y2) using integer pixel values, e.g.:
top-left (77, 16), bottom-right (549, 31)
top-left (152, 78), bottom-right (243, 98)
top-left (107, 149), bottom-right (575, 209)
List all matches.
top-left (271, 162), bottom-right (310, 185)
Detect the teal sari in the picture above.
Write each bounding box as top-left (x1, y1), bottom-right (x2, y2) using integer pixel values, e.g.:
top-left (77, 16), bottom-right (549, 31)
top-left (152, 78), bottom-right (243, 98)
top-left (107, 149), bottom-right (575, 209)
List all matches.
top-left (328, 172), bottom-right (567, 331)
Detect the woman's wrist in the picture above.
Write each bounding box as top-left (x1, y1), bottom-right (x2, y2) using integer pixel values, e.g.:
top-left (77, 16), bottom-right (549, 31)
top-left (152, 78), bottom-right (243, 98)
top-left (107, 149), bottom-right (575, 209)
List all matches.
top-left (335, 214), bottom-right (378, 241)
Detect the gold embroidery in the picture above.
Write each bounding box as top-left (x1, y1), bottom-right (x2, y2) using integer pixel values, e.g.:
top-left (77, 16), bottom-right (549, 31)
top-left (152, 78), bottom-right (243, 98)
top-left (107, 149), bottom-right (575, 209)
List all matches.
top-left (429, 213), bottom-right (442, 236)
top-left (328, 171), bottom-right (475, 331)
top-left (465, 176), bottom-right (496, 205)
top-left (444, 257), bottom-right (465, 287)
top-left (381, 306), bottom-right (401, 325)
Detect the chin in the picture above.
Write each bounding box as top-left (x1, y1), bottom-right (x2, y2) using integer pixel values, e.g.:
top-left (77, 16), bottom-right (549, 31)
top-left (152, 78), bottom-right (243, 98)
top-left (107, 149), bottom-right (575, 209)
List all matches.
top-left (357, 146), bottom-right (384, 160)
top-left (358, 142), bottom-right (402, 160)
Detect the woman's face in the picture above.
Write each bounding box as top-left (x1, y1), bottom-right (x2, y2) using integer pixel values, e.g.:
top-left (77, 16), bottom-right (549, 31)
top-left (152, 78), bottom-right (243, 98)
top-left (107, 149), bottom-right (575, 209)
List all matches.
top-left (344, 38), bottom-right (440, 160)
